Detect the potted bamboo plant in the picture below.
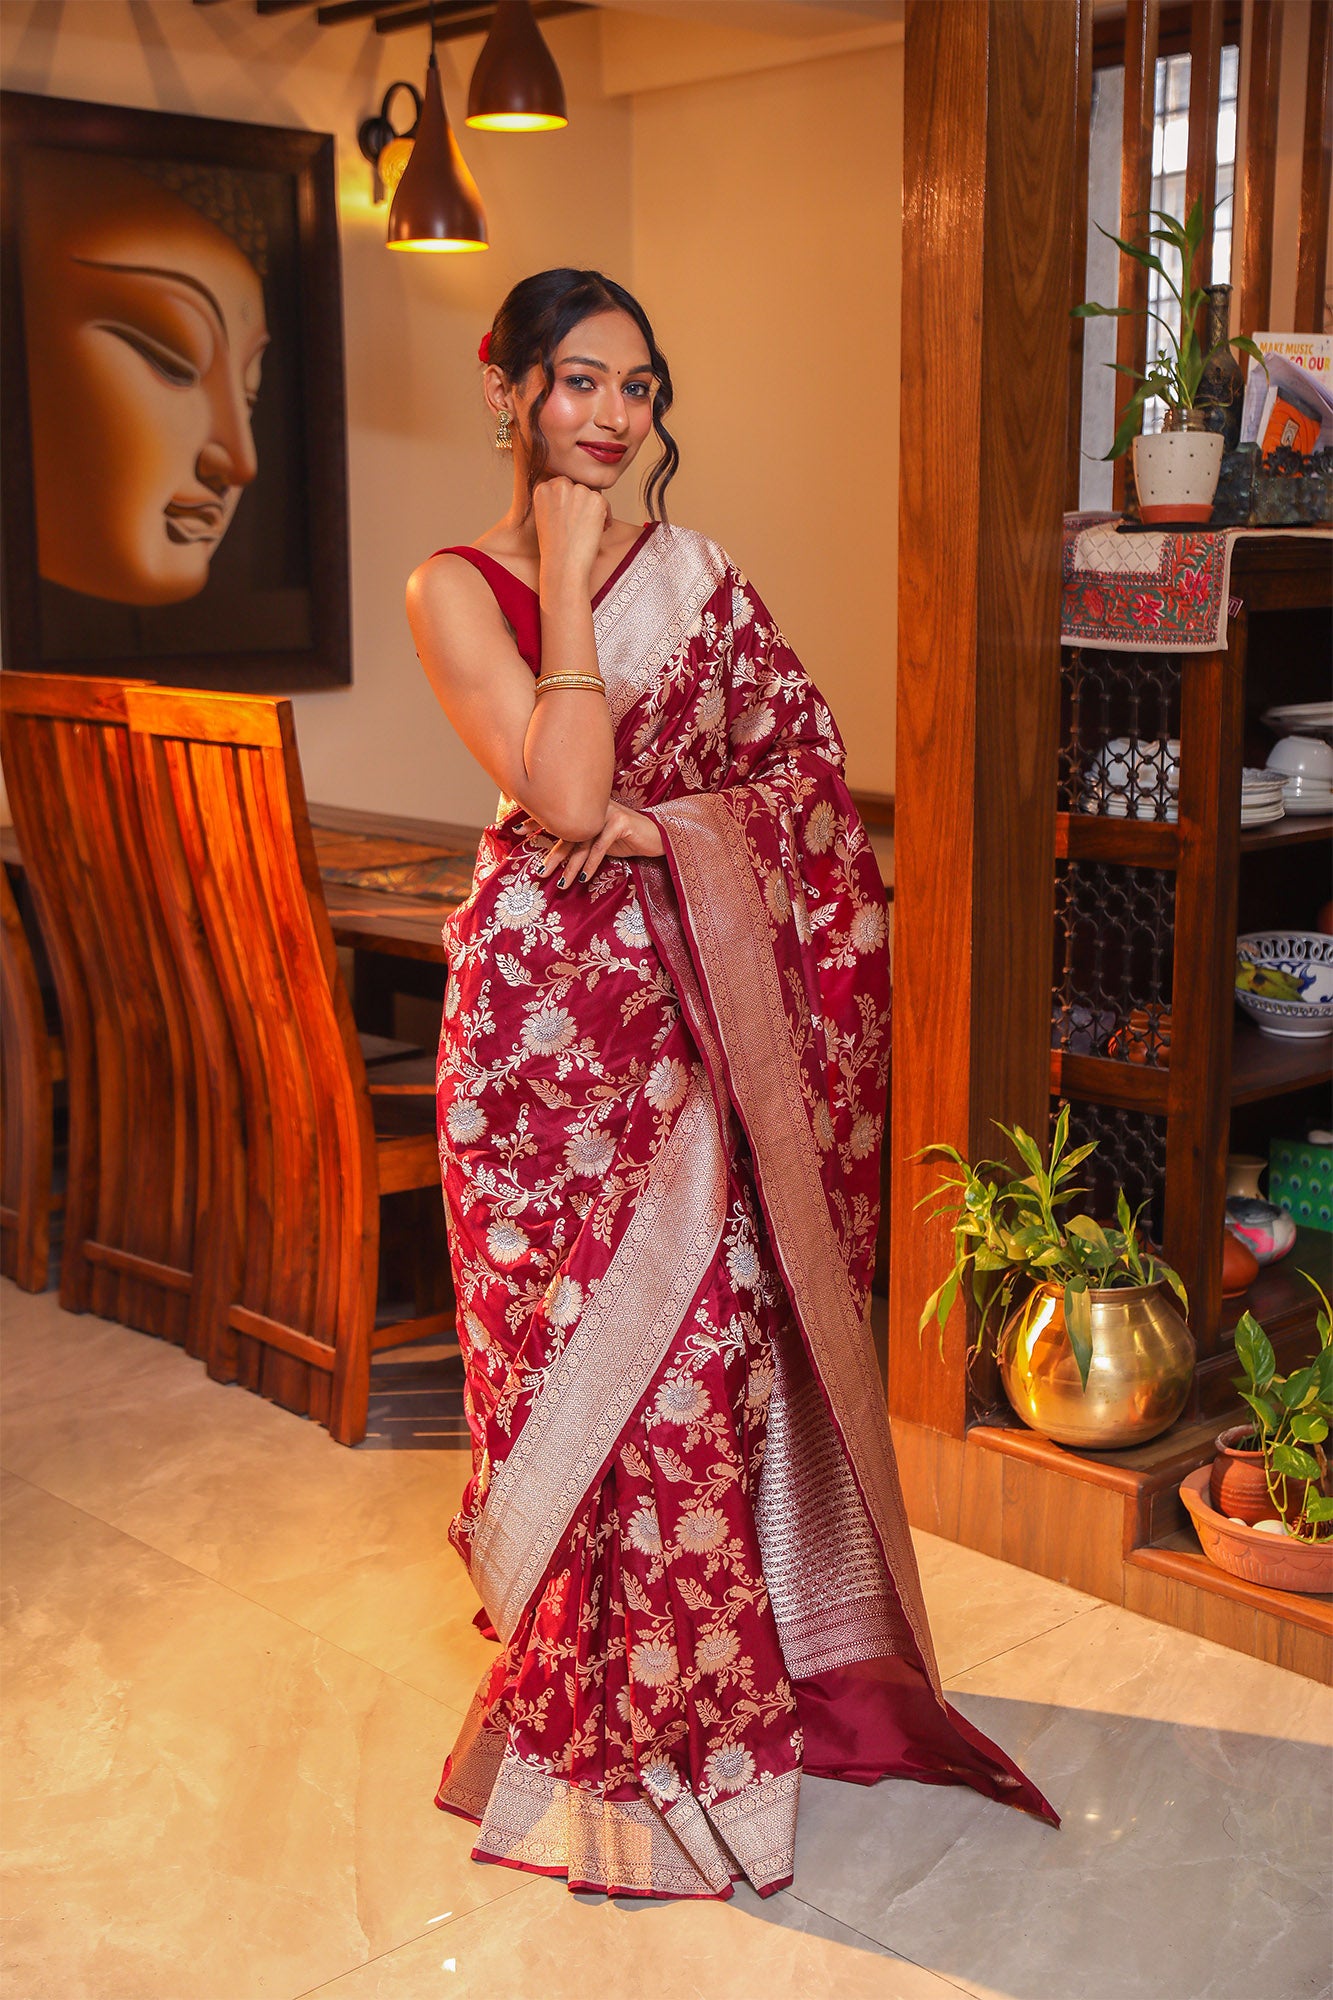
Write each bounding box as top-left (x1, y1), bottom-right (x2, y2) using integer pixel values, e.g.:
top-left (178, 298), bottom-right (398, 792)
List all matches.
top-left (1073, 196), bottom-right (1266, 522)
top-left (917, 1104), bottom-right (1193, 1448)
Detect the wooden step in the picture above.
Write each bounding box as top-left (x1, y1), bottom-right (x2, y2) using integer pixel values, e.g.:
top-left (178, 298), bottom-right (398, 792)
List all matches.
top-left (892, 1406), bottom-right (1332, 1683)
top-left (1125, 1532), bottom-right (1332, 1682)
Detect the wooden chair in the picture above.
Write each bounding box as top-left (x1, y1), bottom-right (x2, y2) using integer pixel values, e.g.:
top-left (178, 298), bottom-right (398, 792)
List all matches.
top-left (125, 687), bottom-right (450, 1447)
top-left (0, 675), bottom-right (206, 1347)
top-left (0, 865), bottom-right (64, 1291)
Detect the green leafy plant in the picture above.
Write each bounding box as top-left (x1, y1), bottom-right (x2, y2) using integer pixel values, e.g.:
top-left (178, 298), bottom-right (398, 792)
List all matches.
top-left (1230, 1278), bottom-right (1333, 1542)
top-left (916, 1103), bottom-right (1189, 1391)
top-left (1072, 194), bottom-right (1267, 458)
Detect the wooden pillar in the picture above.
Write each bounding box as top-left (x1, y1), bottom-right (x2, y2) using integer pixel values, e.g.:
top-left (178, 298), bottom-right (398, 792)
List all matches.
top-left (1186, 0), bottom-right (1225, 285)
top-left (1295, 0), bottom-right (1332, 330)
top-left (1068, 0), bottom-right (1095, 509)
top-left (891, 0), bottom-right (1077, 1435)
top-left (1113, 0), bottom-right (1161, 510)
top-left (1238, 0), bottom-right (1284, 337)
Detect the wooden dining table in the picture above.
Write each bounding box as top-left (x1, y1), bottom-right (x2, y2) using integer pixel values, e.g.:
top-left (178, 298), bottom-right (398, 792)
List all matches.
top-left (2, 796), bottom-right (894, 1037)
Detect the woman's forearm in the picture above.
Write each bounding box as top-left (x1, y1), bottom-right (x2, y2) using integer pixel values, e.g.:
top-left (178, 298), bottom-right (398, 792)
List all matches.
top-left (521, 574), bottom-right (615, 840)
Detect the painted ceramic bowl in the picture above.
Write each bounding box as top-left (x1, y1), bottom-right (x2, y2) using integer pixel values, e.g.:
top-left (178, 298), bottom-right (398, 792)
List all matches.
top-left (1234, 933), bottom-right (1333, 1039)
top-left (1224, 1196), bottom-right (1297, 1265)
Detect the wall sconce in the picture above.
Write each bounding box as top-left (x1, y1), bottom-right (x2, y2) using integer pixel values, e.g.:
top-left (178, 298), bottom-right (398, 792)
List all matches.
top-left (357, 81), bottom-right (421, 206)
top-left (467, 1), bottom-right (568, 132)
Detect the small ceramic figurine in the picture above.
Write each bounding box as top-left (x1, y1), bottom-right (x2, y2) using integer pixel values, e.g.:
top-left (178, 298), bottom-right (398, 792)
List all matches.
top-left (1225, 1196), bottom-right (1298, 1266)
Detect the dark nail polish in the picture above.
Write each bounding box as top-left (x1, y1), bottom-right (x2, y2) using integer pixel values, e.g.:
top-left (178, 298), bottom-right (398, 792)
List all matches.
top-left (578, 870), bottom-right (587, 882)
top-left (558, 878), bottom-right (567, 890)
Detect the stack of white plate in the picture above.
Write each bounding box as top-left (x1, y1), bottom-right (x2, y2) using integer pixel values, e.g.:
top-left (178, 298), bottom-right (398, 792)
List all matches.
top-left (1240, 768), bottom-right (1286, 826)
top-left (1079, 736), bottom-right (1180, 819)
top-left (1261, 702), bottom-right (1333, 742)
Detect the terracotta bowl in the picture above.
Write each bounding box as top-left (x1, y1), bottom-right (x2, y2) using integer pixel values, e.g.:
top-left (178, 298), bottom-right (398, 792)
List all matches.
top-left (1180, 1466), bottom-right (1333, 1594)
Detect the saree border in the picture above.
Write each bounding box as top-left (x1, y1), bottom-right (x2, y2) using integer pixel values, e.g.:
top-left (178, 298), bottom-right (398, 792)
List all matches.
top-left (440, 1686), bottom-right (799, 1897)
top-left (646, 791), bottom-right (945, 1697)
top-left (593, 526), bottom-right (727, 730)
top-left (471, 1067), bottom-right (727, 1645)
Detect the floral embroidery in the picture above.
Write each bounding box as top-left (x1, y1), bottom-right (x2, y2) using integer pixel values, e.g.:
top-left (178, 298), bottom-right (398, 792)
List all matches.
top-left (445, 1098), bottom-right (488, 1144)
top-left (654, 1376), bottom-right (710, 1425)
top-left (486, 1218), bottom-right (529, 1265)
top-left (631, 1638), bottom-right (680, 1686)
top-left (644, 1056), bottom-right (689, 1111)
top-left (703, 1743), bottom-right (756, 1795)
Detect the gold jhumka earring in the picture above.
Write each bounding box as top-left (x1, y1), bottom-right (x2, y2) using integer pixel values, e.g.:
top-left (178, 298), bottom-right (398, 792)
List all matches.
top-left (495, 408), bottom-right (513, 451)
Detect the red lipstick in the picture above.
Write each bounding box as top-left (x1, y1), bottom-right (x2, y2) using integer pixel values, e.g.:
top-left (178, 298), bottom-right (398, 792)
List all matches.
top-left (578, 442), bottom-right (627, 463)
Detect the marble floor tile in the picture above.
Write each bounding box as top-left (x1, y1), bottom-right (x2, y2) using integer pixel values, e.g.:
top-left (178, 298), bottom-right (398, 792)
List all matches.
top-left (298, 1874), bottom-right (970, 2000)
top-left (0, 1294), bottom-right (495, 1713)
top-left (5, 1282), bottom-right (1332, 2000)
top-left (910, 1527), bottom-right (1101, 1680)
top-left (789, 1602), bottom-right (1333, 2000)
top-left (0, 1474), bottom-right (512, 2000)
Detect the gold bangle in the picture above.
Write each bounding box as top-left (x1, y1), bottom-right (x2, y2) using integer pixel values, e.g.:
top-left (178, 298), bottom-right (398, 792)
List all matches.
top-left (533, 673), bottom-right (607, 695)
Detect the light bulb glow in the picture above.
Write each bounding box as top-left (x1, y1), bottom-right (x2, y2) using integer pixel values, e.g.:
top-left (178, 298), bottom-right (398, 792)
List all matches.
top-left (377, 135), bottom-right (414, 199)
top-left (465, 112), bottom-right (567, 132)
top-left (386, 237), bottom-right (490, 253)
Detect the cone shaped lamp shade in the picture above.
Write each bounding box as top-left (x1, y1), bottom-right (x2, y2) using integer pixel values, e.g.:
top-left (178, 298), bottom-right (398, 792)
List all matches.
top-left (387, 53), bottom-right (487, 252)
top-left (467, 0), bottom-right (568, 132)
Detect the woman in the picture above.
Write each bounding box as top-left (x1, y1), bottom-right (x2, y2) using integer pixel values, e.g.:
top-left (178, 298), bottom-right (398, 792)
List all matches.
top-left (408, 269), bottom-right (1058, 1902)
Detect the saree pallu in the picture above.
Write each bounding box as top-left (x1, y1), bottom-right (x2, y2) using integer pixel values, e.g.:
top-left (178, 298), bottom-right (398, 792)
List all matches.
top-left (434, 524), bottom-right (1058, 1901)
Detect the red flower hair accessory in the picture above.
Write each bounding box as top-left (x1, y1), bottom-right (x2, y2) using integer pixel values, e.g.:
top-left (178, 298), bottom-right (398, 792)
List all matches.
top-left (478, 331), bottom-right (492, 365)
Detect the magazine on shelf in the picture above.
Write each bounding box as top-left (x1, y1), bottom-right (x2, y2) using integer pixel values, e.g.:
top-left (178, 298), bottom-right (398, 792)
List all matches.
top-left (1240, 333), bottom-right (1333, 454)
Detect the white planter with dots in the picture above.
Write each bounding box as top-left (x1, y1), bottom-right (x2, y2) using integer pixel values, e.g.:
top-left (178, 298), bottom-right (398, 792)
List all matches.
top-left (1131, 428), bottom-right (1225, 525)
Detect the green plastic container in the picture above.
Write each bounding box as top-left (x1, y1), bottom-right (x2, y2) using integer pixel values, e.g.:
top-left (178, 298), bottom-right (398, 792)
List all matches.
top-left (1269, 1139), bottom-right (1333, 1234)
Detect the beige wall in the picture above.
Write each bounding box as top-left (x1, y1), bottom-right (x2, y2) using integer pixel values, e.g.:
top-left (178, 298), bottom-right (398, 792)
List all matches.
top-left (629, 41), bottom-right (902, 794)
top-left (0, 1), bottom-right (900, 818)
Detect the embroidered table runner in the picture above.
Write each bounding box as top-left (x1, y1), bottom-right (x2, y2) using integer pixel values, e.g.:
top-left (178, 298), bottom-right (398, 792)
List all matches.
top-left (1061, 516), bottom-right (1331, 652)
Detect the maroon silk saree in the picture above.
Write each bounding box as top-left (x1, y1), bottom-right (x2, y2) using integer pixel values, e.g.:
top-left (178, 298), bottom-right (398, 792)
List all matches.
top-left (433, 522), bottom-right (1058, 1900)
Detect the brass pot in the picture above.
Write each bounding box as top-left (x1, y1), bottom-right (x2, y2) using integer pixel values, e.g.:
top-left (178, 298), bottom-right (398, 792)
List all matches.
top-left (998, 1280), bottom-right (1195, 1449)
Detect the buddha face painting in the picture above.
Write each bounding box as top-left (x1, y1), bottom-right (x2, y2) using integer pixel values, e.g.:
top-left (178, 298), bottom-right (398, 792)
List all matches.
top-left (19, 151), bottom-right (269, 607)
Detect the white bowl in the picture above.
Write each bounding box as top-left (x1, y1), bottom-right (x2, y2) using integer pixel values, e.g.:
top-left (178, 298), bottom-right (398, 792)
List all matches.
top-left (1267, 735), bottom-right (1333, 782)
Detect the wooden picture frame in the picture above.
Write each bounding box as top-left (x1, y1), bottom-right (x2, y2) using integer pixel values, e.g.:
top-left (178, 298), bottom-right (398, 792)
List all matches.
top-left (0, 91), bottom-right (351, 692)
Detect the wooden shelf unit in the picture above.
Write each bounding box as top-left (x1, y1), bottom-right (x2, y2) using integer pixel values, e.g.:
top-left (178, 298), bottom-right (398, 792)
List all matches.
top-left (1051, 536), bottom-right (1333, 1408)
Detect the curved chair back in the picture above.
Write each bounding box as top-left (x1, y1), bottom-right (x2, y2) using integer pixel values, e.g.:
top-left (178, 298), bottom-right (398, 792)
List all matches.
top-left (0, 674), bottom-right (200, 1344)
top-left (0, 865), bottom-right (59, 1291)
top-left (126, 688), bottom-right (379, 1439)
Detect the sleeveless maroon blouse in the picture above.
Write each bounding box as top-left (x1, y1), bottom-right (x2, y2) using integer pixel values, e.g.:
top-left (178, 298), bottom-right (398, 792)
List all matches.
top-left (431, 524), bottom-right (657, 674)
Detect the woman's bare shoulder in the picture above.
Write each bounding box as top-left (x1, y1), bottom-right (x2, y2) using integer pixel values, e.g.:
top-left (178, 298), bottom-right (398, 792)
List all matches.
top-left (407, 546), bottom-right (485, 602)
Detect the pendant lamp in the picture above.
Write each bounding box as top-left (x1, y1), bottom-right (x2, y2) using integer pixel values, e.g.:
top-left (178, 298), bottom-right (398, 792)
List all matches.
top-left (467, 1), bottom-right (568, 133)
top-left (387, 9), bottom-right (487, 253)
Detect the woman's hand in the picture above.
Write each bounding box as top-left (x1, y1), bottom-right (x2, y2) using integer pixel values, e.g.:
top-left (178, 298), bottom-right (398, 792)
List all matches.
top-left (523, 802), bottom-right (664, 889)
top-left (532, 476), bottom-right (610, 593)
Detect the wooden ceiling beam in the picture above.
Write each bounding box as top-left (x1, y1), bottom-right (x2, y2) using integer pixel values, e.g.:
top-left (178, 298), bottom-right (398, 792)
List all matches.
top-left (377, 0), bottom-right (589, 37)
top-left (375, 0), bottom-right (492, 29)
top-left (316, 0), bottom-right (419, 25)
